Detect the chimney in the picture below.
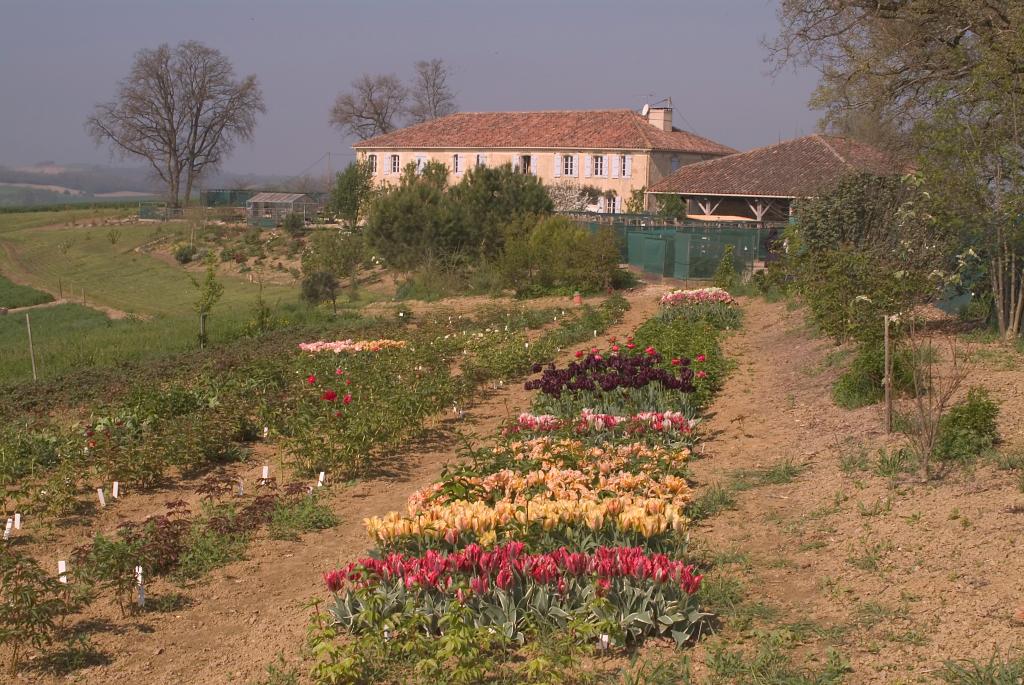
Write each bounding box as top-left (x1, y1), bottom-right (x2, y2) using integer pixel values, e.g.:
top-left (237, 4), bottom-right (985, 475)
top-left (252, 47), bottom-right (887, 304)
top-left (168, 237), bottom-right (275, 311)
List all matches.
top-left (647, 107), bottom-right (672, 132)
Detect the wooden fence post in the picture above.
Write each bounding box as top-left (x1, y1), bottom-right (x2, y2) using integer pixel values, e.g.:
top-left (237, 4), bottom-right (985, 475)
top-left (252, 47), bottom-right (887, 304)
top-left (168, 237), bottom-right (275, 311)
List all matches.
top-left (25, 314), bottom-right (37, 382)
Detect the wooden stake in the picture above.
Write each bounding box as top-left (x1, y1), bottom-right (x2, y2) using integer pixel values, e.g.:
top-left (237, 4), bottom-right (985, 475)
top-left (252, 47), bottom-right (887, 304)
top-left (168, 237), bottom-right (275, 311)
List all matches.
top-left (883, 315), bottom-right (893, 434)
top-left (26, 314), bottom-right (37, 381)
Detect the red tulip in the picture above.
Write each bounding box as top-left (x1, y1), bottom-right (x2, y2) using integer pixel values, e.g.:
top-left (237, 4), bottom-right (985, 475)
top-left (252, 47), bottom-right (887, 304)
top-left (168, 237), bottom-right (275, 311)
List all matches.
top-left (323, 570), bottom-right (344, 593)
top-left (342, 394), bottom-right (352, 405)
top-left (696, 370), bottom-right (707, 379)
top-left (335, 368), bottom-right (344, 375)
top-left (322, 390), bottom-right (338, 401)
top-left (695, 354), bottom-right (706, 362)
top-left (611, 345), bottom-right (620, 352)
top-left (306, 374), bottom-right (317, 385)
top-left (671, 358), bottom-right (681, 366)
top-left (645, 346), bottom-right (656, 355)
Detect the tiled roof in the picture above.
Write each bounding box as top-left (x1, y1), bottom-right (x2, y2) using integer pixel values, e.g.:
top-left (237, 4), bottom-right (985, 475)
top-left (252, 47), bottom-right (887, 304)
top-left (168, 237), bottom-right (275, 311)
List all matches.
top-left (647, 134), bottom-right (907, 198)
top-left (352, 110), bottom-right (736, 155)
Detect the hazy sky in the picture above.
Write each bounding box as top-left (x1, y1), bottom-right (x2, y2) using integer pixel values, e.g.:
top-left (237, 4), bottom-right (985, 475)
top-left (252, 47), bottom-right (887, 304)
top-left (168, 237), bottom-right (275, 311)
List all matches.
top-left (0, 0), bottom-right (821, 177)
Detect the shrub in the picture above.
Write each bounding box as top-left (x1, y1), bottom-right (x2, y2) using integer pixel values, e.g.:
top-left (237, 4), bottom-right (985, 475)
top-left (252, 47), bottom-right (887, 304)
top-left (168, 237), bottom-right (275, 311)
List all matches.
top-left (174, 244), bottom-right (198, 264)
top-left (499, 217), bottom-right (622, 296)
top-left (301, 271), bottom-right (339, 312)
top-left (832, 344), bottom-right (917, 409)
top-left (281, 213), bottom-right (306, 237)
top-left (712, 245), bottom-right (737, 290)
top-left (934, 388), bottom-right (999, 462)
top-left (0, 549), bottom-right (75, 674)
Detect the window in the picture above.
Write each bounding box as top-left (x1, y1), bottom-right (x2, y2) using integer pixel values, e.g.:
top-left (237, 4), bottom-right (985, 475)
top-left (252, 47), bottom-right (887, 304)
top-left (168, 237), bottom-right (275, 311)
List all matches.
top-left (367, 154), bottom-right (377, 174)
top-left (518, 155), bottom-right (532, 174)
top-left (593, 155), bottom-right (605, 177)
top-left (562, 154), bottom-right (575, 176)
top-left (452, 153), bottom-right (462, 174)
top-left (619, 155), bottom-right (628, 178)
top-left (389, 154), bottom-right (400, 174)
top-left (415, 155), bottom-right (427, 173)
top-left (476, 153), bottom-right (487, 167)
top-left (670, 156), bottom-right (680, 172)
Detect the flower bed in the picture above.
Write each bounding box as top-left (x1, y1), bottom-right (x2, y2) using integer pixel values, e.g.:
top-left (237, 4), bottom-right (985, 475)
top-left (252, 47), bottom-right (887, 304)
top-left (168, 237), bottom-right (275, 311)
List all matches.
top-left (325, 542), bottom-right (706, 646)
top-left (659, 287), bottom-right (736, 307)
top-left (298, 338), bottom-right (407, 353)
top-left (511, 410), bottom-right (698, 437)
top-left (315, 292), bottom-right (735, 673)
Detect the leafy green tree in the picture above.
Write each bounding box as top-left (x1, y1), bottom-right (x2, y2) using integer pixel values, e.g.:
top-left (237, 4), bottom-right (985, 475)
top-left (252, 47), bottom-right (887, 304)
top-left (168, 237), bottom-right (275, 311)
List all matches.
top-left (301, 271), bottom-right (340, 313)
top-left (656, 195), bottom-right (686, 221)
top-left (770, 0), bottom-right (1024, 339)
top-left (625, 187), bottom-right (647, 214)
top-left (302, 230), bottom-right (365, 296)
top-left (447, 163), bottom-right (554, 258)
top-left (1, 549), bottom-right (74, 674)
top-left (192, 253), bottom-right (224, 347)
top-left (330, 161), bottom-right (376, 225)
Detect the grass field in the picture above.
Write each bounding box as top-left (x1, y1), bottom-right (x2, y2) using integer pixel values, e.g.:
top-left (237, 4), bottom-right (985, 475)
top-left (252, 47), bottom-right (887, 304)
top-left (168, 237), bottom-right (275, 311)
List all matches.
top-left (0, 209), bottom-right (318, 384)
top-left (0, 220), bottom-right (298, 318)
top-left (0, 273), bottom-right (53, 308)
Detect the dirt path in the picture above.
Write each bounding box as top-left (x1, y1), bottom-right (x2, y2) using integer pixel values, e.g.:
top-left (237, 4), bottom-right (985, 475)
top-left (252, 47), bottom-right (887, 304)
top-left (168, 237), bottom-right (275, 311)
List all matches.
top-left (26, 285), bottom-right (668, 685)
top-left (686, 298), bottom-right (1024, 683)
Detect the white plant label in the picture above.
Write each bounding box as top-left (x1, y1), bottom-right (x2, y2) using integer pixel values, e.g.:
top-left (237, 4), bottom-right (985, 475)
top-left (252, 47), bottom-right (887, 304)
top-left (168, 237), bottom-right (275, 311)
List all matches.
top-left (14, 513), bottom-right (21, 530)
top-left (112, 481), bottom-right (120, 499)
top-left (3, 518), bottom-right (11, 541)
top-left (317, 472), bottom-right (326, 487)
top-left (599, 634), bottom-right (610, 650)
top-left (237, 479), bottom-right (244, 496)
top-left (263, 426), bottom-right (269, 438)
top-left (135, 565), bottom-right (145, 606)
top-left (97, 488), bottom-right (106, 508)
top-left (262, 465), bottom-right (269, 480)
top-left (58, 560), bottom-right (67, 583)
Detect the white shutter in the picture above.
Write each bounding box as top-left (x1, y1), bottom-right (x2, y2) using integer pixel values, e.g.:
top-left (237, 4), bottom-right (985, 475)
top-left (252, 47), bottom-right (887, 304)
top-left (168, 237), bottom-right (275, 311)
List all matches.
top-left (597, 196), bottom-right (605, 213)
top-left (584, 154), bottom-right (592, 178)
top-left (532, 155), bottom-right (539, 176)
top-left (571, 154), bottom-right (578, 177)
top-left (382, 154), bottom-right (390, 175)
top-left (624, 155), bottom-right (632, 178)
top-left (614, 196), bottom-right (622, 213)
top-left (553, 154), bottom-right (561, 177)
top-left (611, 155), bottom-right (620, 178)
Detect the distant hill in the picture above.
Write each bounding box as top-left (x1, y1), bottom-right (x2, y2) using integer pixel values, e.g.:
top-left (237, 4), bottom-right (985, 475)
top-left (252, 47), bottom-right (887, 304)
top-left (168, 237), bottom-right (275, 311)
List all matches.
top-left (0, 163), bottom-right (290, 207)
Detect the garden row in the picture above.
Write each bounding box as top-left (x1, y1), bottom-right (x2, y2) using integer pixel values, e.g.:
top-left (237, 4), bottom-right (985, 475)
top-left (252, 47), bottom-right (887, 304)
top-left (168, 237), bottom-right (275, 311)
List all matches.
top-left (310, 288), bottom-right (740, 684)
top-left (0, 298), bottom-right (629, 674)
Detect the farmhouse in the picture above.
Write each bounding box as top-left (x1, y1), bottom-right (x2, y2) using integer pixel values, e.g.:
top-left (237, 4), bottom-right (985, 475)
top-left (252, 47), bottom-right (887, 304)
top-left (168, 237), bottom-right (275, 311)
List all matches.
top-left (646, 134), bottom-right (904, 225)
top-left (352, 107), bottom-right (735, 212)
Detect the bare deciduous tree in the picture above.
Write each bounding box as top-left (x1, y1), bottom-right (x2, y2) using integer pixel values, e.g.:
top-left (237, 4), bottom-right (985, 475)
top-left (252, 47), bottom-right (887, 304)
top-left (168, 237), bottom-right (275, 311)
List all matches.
top-left (329, 74), bottom-right (407, 140)
top-left (407, 59), bottom-right (457, 124)
top-left (86, 41), bottom-right (265, 207)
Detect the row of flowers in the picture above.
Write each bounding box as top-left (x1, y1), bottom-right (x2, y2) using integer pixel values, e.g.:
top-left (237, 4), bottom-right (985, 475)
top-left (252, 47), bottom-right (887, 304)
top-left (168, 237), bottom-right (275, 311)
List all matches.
top-left (511, 409), bottom-right (698, 435)
top-left (659, 287), bottom-right (737, 307)
top-left (298, 338), bottom-right (407, 353)
top-left (524, 347), bottom-right (698, 398)
top-left (321, 291), bottom-right (733, 652)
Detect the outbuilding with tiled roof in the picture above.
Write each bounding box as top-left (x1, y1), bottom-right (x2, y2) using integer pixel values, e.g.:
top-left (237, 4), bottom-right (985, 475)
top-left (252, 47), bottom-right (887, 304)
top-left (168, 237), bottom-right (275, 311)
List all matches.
top-left (646, 134), bottom-right (907, 224)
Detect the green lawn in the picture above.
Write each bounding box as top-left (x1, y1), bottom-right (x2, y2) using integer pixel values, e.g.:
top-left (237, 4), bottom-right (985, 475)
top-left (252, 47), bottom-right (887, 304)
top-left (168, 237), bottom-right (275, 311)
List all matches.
top-left (0, 273), bottom-right (53, 308)
top-left (0, 208), bottom-right (310, 384)
top-left (0, 218), bottom-right (298, 318)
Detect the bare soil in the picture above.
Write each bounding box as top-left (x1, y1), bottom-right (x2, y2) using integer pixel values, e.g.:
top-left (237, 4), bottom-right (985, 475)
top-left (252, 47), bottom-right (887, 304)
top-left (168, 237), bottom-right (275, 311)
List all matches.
top-left (684, 297), bottom-right (1024, 683)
